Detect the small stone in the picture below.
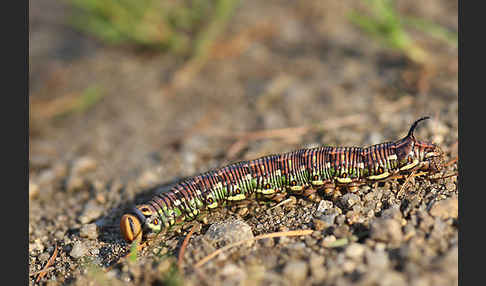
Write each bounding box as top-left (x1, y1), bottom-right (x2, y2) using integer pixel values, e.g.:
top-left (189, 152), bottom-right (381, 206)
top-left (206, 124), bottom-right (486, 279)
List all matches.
top-left (71, 157), bottom-right (97, 175)
top-left (95, 193), bottom-right (106, 204)
top-left (370, 218), bottom-right (403, 244)
top-left (30, 239), bottom-right (44, 253)
top-left (66, 175), bottom-right (85, 192)
top-left (313, 218), bottom-right (330, 231)
top-left (345, 243), bottom-right (365, 259)
top-left (283, 260), bottom-right (308, 283)
top-left (204, 219), bottom-right (254, 248)
top-left (259, 237), bottom-right (275, 248)
top-left (318, 212), bottom-right (339, 226)
top-left (365, 249), bottom-right (389, 269)
top-left (221, 264), bottom-right (246, 283)
top-left (381, 205), bottom-right (403, 221)
top-left (342, 260), bottom-right (356, 273)
top-left (54, 230), bottom-right (65, 240)
top-left (38, 252), bottom-right (50, 263)
top-left (317, 200), bottom-right (333, 213)
top-left (79, 223), bottom-right (98, 240)
top-left (157, 258), bottom-right (173, 274)
top-left (70, 242), bottom-right (88, 259)
top-left (340, 193), bottom-right (360, 209)
top-left (309, 254), bottom-right (326, 281)
top-left (79, 201), bottom-right (104, 224)
top-left (429, 196), bottom-right (458, 219)
top-left (321, 235), bottom-right (337, 247)
top-left (378, 271), bottom-right (407, 286)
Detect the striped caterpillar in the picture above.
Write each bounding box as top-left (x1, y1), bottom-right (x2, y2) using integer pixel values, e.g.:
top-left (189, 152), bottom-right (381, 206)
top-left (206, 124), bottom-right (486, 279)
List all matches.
top-left (120, 117), bottom-right (445, 242)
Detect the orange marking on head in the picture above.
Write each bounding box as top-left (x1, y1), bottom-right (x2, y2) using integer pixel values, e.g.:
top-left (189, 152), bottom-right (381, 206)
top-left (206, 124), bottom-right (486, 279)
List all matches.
top-left (120, 214), bottom-right (142, 242)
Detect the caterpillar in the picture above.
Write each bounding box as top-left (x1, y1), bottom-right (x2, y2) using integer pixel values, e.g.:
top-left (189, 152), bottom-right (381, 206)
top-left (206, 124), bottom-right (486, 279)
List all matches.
top-left (120, 117), bottom-right (445, 242)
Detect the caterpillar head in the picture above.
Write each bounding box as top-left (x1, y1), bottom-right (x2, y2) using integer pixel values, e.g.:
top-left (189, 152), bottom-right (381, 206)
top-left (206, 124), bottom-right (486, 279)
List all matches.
top-left (120, 204), bottom-right (163, 242)
top-left (395, 117), bottom-right (445, 174)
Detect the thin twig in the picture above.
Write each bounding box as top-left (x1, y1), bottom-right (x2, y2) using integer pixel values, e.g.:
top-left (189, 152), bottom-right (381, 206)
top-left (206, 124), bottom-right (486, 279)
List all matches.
top-left (178, 224), bottom-right (198, 273)
top-left (194, 229), bottom-right (313, 268)
top-left (35, 243), bottom-right (58, 282)
top-left (431, 172), bottom-right (458, 180)
top-left (268, 198), bottom-right (294, 210)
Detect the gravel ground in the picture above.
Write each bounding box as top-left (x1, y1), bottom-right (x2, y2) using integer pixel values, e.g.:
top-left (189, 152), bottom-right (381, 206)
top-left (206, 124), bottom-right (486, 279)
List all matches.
top-left (29, 0), bottom-right (458, 285)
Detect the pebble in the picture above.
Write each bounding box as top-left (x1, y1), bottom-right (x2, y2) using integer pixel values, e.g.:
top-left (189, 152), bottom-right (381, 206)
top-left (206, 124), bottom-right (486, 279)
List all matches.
top-left (220, 264), bottom-right (246, 283)
top-left (30, 238), bottom-right (44, 253)
top-left (66, 175), bottom-right (85, 192)
top-left (37, 163), bottom-right (67, 186)
top-left (71, 157), bottom-right (97, 175)
top-left (54, 230), bottom-right (65, 240)
top-left (317, 211), bottom-right (339, 226)
top-left (309, 254), bottom-right (326, 281)
top-left (340, 193), bottom-right (360, 209)
top-left (283, 260), bottom-right (308, 283)
top-left (70, 242), bottom-right (88, 259)
top-left (66, 157), bottom-right (97, 192)
top-left (317, 200), bottom-right (333, 213)
top-left (259, 237), bottom-right (275, 248)
top-left (345, 243), bottom-right (365, 259)
top-left (79, 201), bottom-right (104, 224)
top-left (370, 218), bottom-right (403, 245)
top-left (313, 218), bottom-right (330, 231)
top-left (38, 252), bottom-right (51, 263)
top-left (378, 271), bottom-right (407, 286)
top-left (321, 235), bottom-right (337, 247)
top-left (204, 219), bottom-right (254, 248)
top-left (365, 249), bottom-right (389, 270)
top-left (79, 223), bottom-right (98, 240)
top-left (342, 260), bottom-right (356, 273)
top-left (381, 205), bottom-right (403, 221)
top-left (429, 196), bottom-right (458, 219)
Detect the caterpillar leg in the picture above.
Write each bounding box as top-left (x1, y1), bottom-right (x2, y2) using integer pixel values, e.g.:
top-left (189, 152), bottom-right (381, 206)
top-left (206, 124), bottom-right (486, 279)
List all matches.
top-left (268, 192), bottom-right (288, 202)
top-left (323, 182), bottom-right (336, 196)
top-left (347, 182), bottom-right (360, 193)
top-left (332, 186), bottom-right (343, 200)
top-left (303, 188), bottom-right (321, 202)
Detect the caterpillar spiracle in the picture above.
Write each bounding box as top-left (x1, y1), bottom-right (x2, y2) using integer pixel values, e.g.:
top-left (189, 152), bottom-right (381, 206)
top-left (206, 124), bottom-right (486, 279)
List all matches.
top-left (120, 117), bottom-right (445, 242)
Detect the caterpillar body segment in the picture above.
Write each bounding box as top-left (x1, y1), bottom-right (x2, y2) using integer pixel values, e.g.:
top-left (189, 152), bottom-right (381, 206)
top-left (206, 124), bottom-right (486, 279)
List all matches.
top-left (120, 117), bottom-right (445, 242)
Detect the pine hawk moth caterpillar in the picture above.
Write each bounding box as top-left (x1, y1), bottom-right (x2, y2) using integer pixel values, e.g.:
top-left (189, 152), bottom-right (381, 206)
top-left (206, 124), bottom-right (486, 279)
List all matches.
top-left (120, 117), bottom-right (445, 242)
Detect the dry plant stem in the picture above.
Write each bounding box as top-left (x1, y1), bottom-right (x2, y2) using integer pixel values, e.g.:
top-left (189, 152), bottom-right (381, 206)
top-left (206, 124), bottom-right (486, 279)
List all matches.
top-left (35, 243), bottom-right (58, 282)
top-left (194, 229), bottom-right (314, 268)
top-left (433, 172), bottom-right (458, 180)
top-left (178, 224), bottom-right (198, 273)
top-left (268, 198), bottom-right (294, 210)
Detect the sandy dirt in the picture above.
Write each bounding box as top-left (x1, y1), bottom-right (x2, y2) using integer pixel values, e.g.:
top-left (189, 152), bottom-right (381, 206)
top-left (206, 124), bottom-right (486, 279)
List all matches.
top-left (29, 0), bottom-right (458, 285)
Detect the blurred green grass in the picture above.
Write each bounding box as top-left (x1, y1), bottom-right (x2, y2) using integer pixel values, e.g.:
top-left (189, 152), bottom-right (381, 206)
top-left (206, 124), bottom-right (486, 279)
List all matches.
top-left (349, 0), bottom-right (457, 65)
top-left (68, 0), bottom-right (239, 58)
